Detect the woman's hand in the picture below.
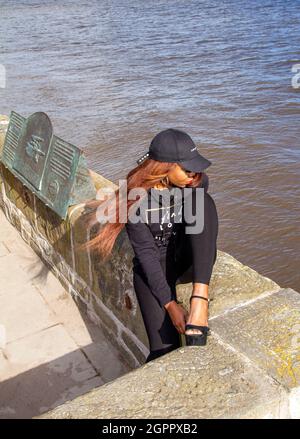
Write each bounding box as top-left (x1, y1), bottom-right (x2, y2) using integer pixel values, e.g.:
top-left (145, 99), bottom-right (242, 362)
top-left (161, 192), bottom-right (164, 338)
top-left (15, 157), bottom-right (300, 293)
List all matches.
top-left (164, 300), bottom-right (189, 334)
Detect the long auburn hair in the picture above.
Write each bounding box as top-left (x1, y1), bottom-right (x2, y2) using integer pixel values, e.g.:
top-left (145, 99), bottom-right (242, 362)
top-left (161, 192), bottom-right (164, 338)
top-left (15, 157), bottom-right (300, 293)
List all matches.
top-left (77, 158), bottom-right (203, 261)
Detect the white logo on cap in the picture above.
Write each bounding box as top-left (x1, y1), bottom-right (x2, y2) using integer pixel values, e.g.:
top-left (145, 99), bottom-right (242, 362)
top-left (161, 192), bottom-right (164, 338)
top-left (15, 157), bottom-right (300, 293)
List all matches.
top-left (190, 147), bottom-right (197, 152)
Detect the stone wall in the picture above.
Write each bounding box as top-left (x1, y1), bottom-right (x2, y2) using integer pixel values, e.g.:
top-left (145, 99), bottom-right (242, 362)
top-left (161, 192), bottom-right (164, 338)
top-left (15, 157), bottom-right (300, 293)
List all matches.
top-left (1, 114), bottom-right (300, 418)
top-left (0, 114), bottom-right (149, 368)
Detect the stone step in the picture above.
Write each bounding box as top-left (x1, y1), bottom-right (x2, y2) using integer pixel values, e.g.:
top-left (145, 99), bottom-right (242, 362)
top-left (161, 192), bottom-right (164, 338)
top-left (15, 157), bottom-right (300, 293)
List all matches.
top-left (210, 287), bottom-right (300, 390)
top-left (37, 332), bottom-right (290, 419)
top-left (38, 285), bottom-right (300, 419)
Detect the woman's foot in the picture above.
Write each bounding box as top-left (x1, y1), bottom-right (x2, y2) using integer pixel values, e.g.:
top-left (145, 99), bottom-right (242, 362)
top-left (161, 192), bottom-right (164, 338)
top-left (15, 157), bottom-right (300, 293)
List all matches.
top-left (185, 295), bottom-right (209, 335)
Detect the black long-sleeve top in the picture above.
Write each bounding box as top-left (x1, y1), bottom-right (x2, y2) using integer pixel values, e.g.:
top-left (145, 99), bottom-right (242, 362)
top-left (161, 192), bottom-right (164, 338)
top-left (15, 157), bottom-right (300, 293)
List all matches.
top-left (125, 173), bottom-right (218, 307)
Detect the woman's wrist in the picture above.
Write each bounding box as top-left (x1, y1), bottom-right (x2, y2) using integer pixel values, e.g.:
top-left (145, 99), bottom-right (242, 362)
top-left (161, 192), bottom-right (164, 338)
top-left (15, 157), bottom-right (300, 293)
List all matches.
top-left (164, 299), bottom-right (177, 310)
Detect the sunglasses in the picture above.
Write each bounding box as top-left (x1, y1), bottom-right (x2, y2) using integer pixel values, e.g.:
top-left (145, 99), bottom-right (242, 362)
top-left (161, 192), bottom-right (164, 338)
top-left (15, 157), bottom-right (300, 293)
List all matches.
top-left (183, 168), bottom-right (195, 175)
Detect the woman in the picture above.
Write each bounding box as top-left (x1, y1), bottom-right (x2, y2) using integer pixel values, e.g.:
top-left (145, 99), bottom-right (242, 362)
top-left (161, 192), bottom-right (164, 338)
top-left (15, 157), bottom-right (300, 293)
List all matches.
top-left (79, 128), bottom-right (218, 363)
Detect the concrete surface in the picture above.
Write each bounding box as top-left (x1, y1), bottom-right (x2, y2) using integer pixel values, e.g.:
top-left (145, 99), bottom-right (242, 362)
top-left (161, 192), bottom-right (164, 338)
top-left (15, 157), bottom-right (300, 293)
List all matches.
top-left (39, 284), bottom-right (300, 420)
top-left (210, 287), bottom-right (300, 389)
top-left (0, 208), bottom-right (131, 419)
top-left (37, 335), bottom-right (289, 419)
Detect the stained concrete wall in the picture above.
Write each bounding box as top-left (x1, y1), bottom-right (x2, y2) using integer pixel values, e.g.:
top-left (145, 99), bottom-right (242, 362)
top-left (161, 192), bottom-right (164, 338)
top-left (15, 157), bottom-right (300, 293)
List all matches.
top-left (1, 114), bottom-right (300, 418)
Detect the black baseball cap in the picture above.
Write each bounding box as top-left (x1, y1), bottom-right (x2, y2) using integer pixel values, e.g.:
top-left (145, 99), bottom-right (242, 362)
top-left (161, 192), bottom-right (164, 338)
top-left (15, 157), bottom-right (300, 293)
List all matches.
top-left (136, 128), bottom-right (212, 172)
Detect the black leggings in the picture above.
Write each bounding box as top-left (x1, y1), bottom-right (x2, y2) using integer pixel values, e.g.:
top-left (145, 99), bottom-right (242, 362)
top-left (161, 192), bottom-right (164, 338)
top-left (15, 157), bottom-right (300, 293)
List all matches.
top-left (133, 244), bottom-right (194, 363)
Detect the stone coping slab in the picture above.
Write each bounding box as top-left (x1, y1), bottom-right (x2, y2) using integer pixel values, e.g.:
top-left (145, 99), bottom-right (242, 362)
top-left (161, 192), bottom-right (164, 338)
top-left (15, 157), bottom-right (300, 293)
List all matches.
top-left (210, 288), bottom-right (300, 390)
top-left (176, 250), bottom-right (280, 318)
top-left (37, 334), bottom-right (288, 419)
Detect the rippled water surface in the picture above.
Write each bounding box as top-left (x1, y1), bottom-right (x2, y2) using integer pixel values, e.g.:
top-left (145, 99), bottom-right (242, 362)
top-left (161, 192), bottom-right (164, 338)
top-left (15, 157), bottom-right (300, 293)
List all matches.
top-left (0, 0), bottom-right (299, 290)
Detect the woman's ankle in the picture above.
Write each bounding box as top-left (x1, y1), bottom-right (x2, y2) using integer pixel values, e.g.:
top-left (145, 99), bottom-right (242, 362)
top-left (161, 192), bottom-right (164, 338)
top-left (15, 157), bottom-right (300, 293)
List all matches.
top-left (187, 300), bottom-right (208, 326)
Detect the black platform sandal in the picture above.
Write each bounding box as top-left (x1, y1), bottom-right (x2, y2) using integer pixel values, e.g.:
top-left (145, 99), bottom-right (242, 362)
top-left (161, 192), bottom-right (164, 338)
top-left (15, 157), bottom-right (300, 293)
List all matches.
top-left (185, 295), bottom-right (210, 346)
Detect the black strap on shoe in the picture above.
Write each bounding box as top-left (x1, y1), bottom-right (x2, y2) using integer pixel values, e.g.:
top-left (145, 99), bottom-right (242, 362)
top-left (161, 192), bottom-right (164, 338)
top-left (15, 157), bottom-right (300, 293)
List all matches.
top-left (189, 295), bottom-right (210, 304)
top-left (185, 324), bottom-right (209, 333)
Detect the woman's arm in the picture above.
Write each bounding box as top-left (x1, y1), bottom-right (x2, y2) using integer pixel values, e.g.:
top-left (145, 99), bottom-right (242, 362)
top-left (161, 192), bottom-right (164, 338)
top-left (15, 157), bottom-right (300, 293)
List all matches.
top-left (125, 218), bottom-right (174, 308)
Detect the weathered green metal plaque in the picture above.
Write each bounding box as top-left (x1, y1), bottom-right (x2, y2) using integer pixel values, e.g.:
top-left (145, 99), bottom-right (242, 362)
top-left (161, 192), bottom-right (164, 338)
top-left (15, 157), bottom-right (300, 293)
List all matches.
top-left (0, 111), bottom-right (96, 219)
top-left (1, 111), bottom-right (26, 167)
top-left (13, 112), bottom-right (53, 190)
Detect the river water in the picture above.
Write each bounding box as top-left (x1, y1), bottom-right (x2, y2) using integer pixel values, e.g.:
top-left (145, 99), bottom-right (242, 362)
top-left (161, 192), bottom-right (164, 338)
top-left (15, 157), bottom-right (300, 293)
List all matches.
top-left (0, 0), bottom-right (299, 291)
